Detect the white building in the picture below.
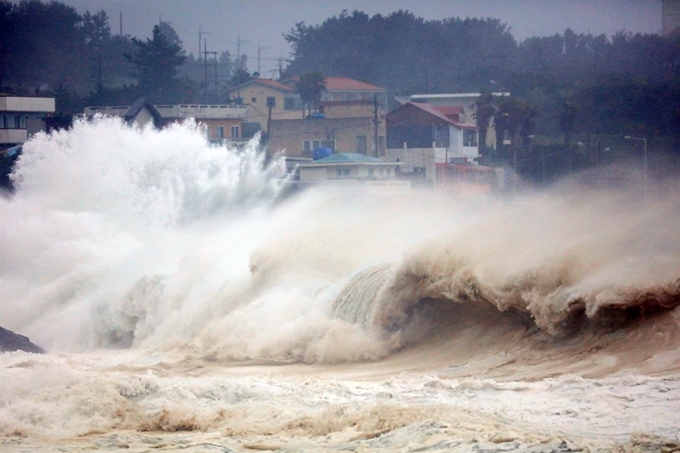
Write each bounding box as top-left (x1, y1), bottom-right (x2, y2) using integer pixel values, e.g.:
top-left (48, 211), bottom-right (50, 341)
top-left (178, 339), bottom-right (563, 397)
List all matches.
top-left (297, 152), bottom-right (409, 193)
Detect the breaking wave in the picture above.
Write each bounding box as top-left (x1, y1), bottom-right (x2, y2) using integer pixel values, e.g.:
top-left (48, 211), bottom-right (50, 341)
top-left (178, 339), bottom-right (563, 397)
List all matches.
top-left (1, 117), bottom-right (679, 371)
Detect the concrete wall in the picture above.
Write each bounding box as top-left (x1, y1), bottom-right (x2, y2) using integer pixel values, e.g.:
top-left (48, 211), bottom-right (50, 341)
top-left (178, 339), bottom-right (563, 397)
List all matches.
top-left (385, 146), bottom-right (436, 183)
top-left (155, 104), bottom-right (247, 119)
top-left (0, 129), bottom-right (28, 144)
top-left (0, 97), bottom-right (55, 113)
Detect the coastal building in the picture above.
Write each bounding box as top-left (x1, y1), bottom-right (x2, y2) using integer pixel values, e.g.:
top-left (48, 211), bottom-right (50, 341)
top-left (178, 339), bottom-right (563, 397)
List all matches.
top-left (401, 92), bottom-right (510, 149)
top-left (226, 76), bottom-right (388, 139)
top-left (0, 95), bottom-right (55, 149)
top-left (84, 99), bottom-right (249, 143)
top-left (296, 152), bottom-right (408, 194)
top-left (267, 115), bottom-right (386, 159)
top-left (384, 102), bottom-right (479, 184)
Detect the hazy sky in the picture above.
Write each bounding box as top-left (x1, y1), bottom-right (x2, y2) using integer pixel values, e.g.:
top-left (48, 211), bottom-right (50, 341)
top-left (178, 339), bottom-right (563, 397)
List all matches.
top-left (55, 0), bottom-right (662, 77)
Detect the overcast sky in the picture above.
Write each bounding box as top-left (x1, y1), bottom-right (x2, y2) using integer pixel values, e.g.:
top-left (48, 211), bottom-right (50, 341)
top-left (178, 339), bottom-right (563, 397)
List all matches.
top-left (55, 0), bottom-right (662, 77)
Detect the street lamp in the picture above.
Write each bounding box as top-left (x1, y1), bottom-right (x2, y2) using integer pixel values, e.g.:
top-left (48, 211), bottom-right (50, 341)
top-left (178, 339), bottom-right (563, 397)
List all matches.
top-left (624, 135), bottom-right (647, 199)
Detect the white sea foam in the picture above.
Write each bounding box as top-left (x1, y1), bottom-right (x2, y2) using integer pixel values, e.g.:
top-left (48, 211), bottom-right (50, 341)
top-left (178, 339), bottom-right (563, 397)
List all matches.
top-left (1, 118), bottom-right (679, 451)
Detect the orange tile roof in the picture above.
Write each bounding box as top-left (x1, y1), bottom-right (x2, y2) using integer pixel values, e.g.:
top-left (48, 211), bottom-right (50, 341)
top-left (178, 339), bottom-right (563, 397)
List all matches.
top-left (323, 77), bottom-right (384, 91)
top-left (241, 76), bottom-right (384, 93)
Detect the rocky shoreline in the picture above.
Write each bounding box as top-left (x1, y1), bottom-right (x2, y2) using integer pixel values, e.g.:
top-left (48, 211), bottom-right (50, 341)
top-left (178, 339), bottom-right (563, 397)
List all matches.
top-left (0, 327), bottom-right (45, 354)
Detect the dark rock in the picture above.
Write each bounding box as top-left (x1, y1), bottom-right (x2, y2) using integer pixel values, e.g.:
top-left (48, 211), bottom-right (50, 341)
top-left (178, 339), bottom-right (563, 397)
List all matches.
top-left (0, 326), bottom-right (46, 354)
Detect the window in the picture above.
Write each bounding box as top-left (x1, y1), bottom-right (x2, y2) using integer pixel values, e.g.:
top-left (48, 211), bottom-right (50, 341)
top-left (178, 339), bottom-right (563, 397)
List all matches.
top-left (231, 126), bottom-right (240, 138)
top-left (14, 115), bottom-right (20, 129)
top-left (463, 130), bottom-right (478, 147)
top-left (335, 168), bottom-right (350, 179)
top-left (368, 169), bottom-right (374, 178)
top-left (251, 97), bottom-right (257, 103)
top-left (356, 135), bottom-right (367, 154)
top-left (284, 97), bottom-right (303, 110)
top-left (0, 115), bottom-right (5, 129)
top-left (379, 136), bottom-right (386, 156)
top-left (266, 97), bottom-right (276, 107)
top-left (217, 125), bottom-right (224, 138)
top-left (303, 139), bottom-right (327, 156)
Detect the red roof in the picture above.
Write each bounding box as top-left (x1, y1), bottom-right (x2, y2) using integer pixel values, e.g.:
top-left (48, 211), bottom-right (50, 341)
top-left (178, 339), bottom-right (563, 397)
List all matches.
top-left (401, 102), bottom-right (476, 130)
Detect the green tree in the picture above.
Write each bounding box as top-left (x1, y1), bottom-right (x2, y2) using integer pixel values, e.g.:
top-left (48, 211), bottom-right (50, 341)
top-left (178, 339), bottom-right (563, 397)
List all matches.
top-left (127, 25), bottom-right (187, 101)
top-left (295, 71), bottom-right (326, 118)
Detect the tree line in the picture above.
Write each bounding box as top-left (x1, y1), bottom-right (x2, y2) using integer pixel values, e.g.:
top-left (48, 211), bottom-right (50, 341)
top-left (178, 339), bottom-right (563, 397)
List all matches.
top-left (0, 0), bottom-right (254, 114)
top-left (2, 2), bottom-right (679, 161)
top-left (285, 10), bottom-right (680, 152)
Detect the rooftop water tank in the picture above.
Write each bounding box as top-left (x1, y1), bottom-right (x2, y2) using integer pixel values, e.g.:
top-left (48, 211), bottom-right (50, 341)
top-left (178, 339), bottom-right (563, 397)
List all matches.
top-left (313, 147), bottom-right (333, 160)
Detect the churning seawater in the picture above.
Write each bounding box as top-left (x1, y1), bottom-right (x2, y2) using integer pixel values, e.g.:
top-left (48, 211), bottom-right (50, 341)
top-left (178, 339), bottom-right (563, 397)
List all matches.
top-left (1, 117), bottom-right (679, 452)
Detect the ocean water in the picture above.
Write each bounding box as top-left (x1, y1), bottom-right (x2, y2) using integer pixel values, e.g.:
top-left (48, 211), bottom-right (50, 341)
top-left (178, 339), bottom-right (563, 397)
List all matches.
top-left (1, 117), bottom-right (679, 452)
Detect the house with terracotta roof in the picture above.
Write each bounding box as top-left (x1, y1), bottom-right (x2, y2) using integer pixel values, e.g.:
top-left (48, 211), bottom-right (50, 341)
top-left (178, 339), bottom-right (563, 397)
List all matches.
top-left (226, 77), bottom-right (388, 142)
top-left (234, 76), bottom-right (389, 159)
top-left (383, 102), bottom-right (479, 184)
top-left (282, 76), bottom-right (388, 107)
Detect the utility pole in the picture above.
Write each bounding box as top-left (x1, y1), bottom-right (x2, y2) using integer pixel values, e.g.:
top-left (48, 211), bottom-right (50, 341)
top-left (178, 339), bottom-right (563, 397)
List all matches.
top-left (237, 33), bottom-right (249, 70)
top-left (203, 39), bottom-right (208, 87)
top-left (199, 25), bottom-right (210, 60)
top-left (119, 12), bottom-right (123, 36)
top-left (208, 51), bottom-right (218, 93)
top-left (97, 54), bottom-right (102, 92)
top-left (257, 41), bottom-right (269, 76)
top-left (266, 97), bottom-right (275, 146)
top-left (373, 94), bottom-right (380, 158)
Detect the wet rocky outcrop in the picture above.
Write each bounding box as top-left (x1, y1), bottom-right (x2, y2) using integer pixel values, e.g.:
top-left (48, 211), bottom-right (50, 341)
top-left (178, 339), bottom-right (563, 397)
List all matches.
top-left (0, 326), bottom-right (46, 353)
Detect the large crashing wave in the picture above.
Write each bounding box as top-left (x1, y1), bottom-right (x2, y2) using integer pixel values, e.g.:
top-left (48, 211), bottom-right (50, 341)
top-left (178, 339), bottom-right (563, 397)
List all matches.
top-left (331, 190), bottom-right (680, 351)
top-left (0, 117), bottom-right (288, 351)
top-left (1, 116), bottom-right (679, 366)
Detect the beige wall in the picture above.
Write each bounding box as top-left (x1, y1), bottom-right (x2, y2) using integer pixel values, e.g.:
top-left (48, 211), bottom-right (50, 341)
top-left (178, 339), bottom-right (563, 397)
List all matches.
top-left (161, 117), bottom-right (243, 140)
top-left (268, 117), bottom-right (386, 158)
top-left (235, 85), bottom-right (302, 129)
top-left (322, 102), bottom-right (375, 119)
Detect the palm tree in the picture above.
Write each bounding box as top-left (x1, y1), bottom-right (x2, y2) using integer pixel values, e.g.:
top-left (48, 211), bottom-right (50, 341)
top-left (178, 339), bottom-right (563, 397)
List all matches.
top-left (295, 71), bottom-right (326, 118)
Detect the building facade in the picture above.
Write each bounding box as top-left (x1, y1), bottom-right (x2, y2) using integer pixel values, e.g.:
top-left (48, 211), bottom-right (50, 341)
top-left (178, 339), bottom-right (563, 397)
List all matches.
top-left (267, 116), bottom-right (386, 158)
top-left (84, 101), bottom-right (248, 143)
top-left (406, 92), bottom-right (510, 149)
top-left (0, 96), bottom-right (55, 148)
top-left (384, 102), bottom-right (479, 184)
top-left (227, 77), bottom-right (388, 137)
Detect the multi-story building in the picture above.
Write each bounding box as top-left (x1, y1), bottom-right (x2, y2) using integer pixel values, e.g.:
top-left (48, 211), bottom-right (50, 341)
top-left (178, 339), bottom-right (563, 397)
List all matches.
top-left (404, 92), bottom-right (510, 149)
top-left (84, 99), bottom-right (249, 143)
top-left (0, 96), bottom-right (55, 149)
top-left (226, 76), bottom-right (388, 138)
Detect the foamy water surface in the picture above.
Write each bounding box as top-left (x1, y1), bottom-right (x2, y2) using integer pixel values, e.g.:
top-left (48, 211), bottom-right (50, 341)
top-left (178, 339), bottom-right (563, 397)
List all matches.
top-left (1, 118), bottom-right (679, 452)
